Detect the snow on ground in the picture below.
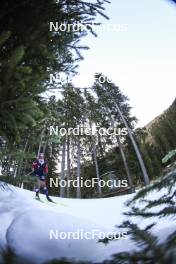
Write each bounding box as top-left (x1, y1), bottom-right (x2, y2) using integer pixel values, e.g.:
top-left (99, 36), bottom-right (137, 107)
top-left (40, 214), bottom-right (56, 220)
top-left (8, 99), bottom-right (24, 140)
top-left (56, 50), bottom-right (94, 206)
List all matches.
top-left (0, 184), bottom-right (175, 263)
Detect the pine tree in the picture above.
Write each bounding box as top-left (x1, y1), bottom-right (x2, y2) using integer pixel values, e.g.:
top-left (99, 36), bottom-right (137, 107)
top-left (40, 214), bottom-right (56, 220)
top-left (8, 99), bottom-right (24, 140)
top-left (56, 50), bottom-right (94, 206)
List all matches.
top-left (104, 170), bottom-right (176, 264)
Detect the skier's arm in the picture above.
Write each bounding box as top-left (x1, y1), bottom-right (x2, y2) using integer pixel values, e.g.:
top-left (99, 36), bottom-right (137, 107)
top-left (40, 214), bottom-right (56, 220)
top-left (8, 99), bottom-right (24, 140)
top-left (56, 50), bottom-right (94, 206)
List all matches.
top-left (44, 163), bottom-right (48, 174)
top-left (32, 161), bottom-right (38, 174)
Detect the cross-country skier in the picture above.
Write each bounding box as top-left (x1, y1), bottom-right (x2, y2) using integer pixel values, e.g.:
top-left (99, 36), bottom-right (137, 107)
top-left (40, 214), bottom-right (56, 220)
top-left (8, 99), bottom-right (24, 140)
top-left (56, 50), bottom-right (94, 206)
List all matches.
top-left (32, 153), bottom-right (52, 201)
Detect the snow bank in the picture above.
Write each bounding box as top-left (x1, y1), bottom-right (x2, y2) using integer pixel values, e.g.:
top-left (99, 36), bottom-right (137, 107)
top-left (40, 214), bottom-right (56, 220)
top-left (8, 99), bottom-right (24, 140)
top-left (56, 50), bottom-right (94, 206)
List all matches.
top-left (7, 209), bottom-right (109, 263)
top-left (0, 185), bottom-right (175, 263)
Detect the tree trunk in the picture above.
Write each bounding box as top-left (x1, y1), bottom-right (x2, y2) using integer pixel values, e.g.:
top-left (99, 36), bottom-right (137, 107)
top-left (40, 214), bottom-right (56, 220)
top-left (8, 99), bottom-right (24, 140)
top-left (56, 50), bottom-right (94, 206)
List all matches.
top-left (92, 144), bottom-right (102, 197)
top-left (97, 126), bottom-right (105, 158)
top-left (89, 121), bottom-right (102, 196)
top-left (76, 139), bottom-right (81, 198)
top-left (43, 140), bottom-right (48, 155)
top-left (109, 112), bottom-right (133, 188)
top-left (60, 143), bottom-right (66, 198)
top-left (115, 105), bottom-right (149, 185)
top-left (17, 139), bottom-right (28, 177)
top-left (105, 89), bottom-right (150, 186)
top-left (116, 135), bottom-right (133, 188)
top-left (37, 122), bottom-right (47, 156)
top-left (13, 164), bottom-right (18, 178)
top-left (66, 136), bottom-right (71, 198)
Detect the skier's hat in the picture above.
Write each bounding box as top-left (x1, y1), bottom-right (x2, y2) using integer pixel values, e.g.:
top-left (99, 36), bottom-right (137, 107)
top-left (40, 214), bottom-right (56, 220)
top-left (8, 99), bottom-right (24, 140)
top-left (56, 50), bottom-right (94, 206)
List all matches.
top-left (38, 153), bottom-right (44, 158)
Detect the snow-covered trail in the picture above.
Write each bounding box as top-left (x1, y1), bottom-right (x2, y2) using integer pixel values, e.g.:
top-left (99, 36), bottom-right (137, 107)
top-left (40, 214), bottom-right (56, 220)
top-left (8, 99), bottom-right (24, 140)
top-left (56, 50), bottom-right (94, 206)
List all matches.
top-left (0, 185), bottom-right (175, 263)
top-left (0, 186), bottom-right (134, 263)
top-left (0, 184), bottom-right (132, 230)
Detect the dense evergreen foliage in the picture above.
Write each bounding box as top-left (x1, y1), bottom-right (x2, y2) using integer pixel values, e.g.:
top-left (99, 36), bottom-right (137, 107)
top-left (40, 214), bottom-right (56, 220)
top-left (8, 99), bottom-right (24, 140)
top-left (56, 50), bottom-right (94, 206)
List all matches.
top-left (101, 170), bottom-right (176, 264)
top-left (0, 0), bottom-right (109, 143)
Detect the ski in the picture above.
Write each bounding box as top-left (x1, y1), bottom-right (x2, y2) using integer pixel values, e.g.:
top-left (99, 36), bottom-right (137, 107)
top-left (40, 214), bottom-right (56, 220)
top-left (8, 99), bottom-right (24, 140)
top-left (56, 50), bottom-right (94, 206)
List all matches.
top-left (35, 195), bottom-right (68, 207)
top-left (46, 195), bottom-right (55, 203)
